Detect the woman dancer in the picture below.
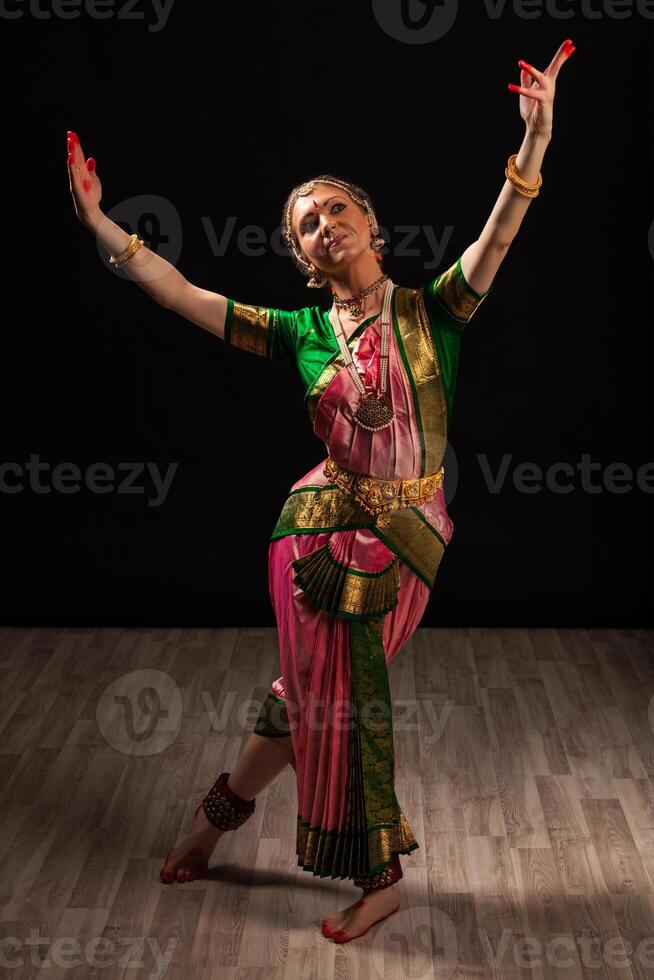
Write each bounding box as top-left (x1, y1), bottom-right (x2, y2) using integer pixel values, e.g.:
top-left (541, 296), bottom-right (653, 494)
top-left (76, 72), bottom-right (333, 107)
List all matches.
top-left (66, 39), bottom-right (574, 943)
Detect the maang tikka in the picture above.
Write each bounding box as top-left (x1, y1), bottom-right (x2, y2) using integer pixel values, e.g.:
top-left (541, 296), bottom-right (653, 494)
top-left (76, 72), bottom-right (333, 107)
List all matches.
top-left (281, 175), bottom-right (386, 290)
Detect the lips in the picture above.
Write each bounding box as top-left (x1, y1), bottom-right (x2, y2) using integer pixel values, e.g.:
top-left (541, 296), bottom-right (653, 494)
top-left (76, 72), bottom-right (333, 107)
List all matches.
top-left (328, 233), bottom-right (347, 251)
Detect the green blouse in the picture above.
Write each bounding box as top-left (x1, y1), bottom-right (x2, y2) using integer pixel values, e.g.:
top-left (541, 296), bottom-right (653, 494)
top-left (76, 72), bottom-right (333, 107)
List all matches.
top-left (223, 254), bottom-right (490, 424)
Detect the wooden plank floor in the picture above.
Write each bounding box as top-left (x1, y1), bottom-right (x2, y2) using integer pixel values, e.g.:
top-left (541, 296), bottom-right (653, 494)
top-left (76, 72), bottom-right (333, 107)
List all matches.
top-left (1, 626), bottom-right (654, 978)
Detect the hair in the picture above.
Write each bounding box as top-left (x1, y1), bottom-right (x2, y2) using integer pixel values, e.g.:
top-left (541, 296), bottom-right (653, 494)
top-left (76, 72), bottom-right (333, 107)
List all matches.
top-left (280, 174), bottom-right (385, 287)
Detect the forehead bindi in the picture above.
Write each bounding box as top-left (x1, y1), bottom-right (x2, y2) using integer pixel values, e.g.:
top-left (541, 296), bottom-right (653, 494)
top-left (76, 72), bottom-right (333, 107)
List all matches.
top-left (295, 189), bottom-right (346, 229)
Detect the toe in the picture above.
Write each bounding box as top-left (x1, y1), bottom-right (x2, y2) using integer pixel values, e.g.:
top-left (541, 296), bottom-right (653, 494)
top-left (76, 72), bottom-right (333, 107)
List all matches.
top-left (159, 853), bottom-right (176, 883)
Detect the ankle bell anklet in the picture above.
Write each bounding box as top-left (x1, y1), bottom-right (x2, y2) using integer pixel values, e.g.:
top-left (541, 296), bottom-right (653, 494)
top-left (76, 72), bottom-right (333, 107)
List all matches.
top-left (200, 772), bottom-right (256, 831)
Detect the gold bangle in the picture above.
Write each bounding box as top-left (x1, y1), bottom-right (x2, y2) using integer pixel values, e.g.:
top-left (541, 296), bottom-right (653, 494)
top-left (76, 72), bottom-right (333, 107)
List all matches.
top-left (505, 153), bottom-right (542, 198)
top-left (110, 233), bottom-right (144, 268)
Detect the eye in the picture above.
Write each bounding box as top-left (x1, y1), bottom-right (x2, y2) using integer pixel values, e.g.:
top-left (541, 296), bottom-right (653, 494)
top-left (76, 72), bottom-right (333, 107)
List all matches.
top-left (301, 201), bottom-right (346, 234)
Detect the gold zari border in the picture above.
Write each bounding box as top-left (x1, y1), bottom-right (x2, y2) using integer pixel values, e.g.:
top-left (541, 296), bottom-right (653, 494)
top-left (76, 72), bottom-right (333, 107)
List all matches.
top-left (296, 812), bottom-right (418, 879)
top-left (394, 287), bottom-right (449, 476)
top-left (435, 261), bottom-right (488, 322)
top-left (291, 542), bottom-right (401, 619)
top-left (271, 485), bottom-right (370, 536)
top-left (375, 506), bottom-right (445, 589)
top-left (229, 302), bottom-right (275, 358)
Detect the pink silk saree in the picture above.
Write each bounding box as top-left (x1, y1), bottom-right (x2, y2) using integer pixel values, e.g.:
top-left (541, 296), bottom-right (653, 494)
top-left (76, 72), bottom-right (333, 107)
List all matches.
top-left (223, 255), bottom-right (490, 888)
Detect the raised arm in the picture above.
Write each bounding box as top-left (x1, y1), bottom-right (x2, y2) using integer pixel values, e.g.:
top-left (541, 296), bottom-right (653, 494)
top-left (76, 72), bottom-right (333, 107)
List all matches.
top-left (458, 39), bottom-right (576, 297)
top-left (67, 131), bottom-right (228, 339)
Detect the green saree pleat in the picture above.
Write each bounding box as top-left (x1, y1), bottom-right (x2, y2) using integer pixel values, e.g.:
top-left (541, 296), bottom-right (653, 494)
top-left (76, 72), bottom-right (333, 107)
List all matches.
top-left (295, 615), bottom-right (418, 880)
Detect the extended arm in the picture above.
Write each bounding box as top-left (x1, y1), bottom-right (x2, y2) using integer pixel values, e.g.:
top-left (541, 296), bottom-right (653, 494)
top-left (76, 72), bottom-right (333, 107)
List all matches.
top-left (458, 39), bottom-right (576, 297)
top-left (66, 130), bottom-right (229, 340)
top-left (83, 209), bottom-right (228, 340)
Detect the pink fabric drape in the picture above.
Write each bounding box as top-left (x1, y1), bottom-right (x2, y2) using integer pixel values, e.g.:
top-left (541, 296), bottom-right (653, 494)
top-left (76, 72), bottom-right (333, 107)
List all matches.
top-left (266, 313), bottom-right (454, 874)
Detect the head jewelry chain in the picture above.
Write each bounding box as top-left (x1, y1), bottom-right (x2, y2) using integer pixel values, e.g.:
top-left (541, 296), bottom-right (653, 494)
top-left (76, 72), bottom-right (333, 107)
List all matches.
top-left (280, 174), bottom-right (386, 300)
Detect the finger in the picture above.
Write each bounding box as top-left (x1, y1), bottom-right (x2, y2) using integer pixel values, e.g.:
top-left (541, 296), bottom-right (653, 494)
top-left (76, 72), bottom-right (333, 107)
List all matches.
top-left (518, 59), bottom-right (546, 86)
top-left (507, 83), bottom-right (548, 101)
top-left (67, 131), bottom-right (91, 177)
top-left (521, 67), bottom-right (536, 90)
top-left (545, 38), bottom-right (575, 78)
top-left (67, 132), bottom-right (82, 177)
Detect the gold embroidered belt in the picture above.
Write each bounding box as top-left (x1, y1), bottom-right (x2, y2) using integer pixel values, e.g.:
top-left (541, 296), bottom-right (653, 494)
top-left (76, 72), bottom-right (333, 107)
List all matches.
top-left (323, 456), bottom-right (444, 518)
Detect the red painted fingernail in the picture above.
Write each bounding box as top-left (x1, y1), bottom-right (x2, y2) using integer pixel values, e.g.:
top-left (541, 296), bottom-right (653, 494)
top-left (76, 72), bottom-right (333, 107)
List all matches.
top-left (508, 83), bottom-right (519, 92)
top-left (86, 157), bottom-right (96, 173)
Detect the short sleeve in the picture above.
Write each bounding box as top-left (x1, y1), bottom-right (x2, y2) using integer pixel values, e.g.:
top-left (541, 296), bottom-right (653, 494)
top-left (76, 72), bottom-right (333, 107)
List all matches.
top-left (422, 254), bottom-right (490, 335)
top-left (223, 299), bottom-right (297, 361)
top-left (420, 255), bottom-right (491, 427)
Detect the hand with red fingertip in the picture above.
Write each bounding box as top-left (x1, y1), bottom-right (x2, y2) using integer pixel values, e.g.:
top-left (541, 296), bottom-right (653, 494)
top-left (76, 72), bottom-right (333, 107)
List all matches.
top-left (66, 130), bottom-right (103, 227)
top-left (507, 39), bottom-right (576, 139)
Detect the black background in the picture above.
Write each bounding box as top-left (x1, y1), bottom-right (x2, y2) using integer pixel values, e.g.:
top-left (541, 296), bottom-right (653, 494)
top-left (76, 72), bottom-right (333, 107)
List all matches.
top-left (2, 0), bottom-right (652, 625)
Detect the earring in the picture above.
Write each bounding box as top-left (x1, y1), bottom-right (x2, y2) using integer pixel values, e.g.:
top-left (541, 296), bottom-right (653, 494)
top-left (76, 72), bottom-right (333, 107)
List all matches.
top-left (306, 262), bottom-right (326, 288)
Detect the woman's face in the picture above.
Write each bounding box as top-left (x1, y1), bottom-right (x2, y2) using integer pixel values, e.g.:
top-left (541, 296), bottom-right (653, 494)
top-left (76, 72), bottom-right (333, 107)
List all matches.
top-left (291, 183), bottom-right (370, 274)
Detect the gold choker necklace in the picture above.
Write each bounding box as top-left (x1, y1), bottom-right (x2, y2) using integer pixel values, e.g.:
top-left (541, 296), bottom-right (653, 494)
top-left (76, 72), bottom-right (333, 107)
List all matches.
top-left (331, 273), bottom-right (389, 320)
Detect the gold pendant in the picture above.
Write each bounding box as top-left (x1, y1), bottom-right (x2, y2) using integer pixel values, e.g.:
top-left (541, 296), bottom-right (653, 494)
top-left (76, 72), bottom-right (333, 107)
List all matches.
top-left (353, 392), bottom-right (395, 432)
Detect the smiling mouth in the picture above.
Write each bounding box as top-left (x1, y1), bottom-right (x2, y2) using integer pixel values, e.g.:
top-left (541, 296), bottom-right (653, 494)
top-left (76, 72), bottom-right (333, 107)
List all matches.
top-left (328, 234), bottom-right (347, 251)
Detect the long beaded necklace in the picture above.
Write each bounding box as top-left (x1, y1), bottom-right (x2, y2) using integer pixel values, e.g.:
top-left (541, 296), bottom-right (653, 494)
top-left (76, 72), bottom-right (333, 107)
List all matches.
top-left (327, 278), bottom-right (395, 432)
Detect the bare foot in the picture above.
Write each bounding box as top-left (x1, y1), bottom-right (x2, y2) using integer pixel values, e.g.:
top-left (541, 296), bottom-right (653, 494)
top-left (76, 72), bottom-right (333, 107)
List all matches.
top-left (159, 804), bottom-right (224, 883)
top-left (322, 885), bottom-right (400, 941)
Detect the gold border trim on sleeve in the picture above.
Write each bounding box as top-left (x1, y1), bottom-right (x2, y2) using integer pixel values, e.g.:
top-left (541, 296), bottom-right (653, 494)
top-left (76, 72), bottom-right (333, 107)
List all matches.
top-left (229, 302), bottom-right (273, 357)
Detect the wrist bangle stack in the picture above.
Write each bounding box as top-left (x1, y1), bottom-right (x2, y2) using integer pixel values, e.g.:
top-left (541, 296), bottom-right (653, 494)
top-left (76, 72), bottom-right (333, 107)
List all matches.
top-left (109, 232), bottom-right (144, 268)
top-left (505, 153), bottom-right (542, 198)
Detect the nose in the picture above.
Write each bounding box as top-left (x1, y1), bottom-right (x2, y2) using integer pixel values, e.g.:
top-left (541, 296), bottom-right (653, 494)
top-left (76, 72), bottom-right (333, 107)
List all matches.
top-left (320, 212), bottom-right (337, 235)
